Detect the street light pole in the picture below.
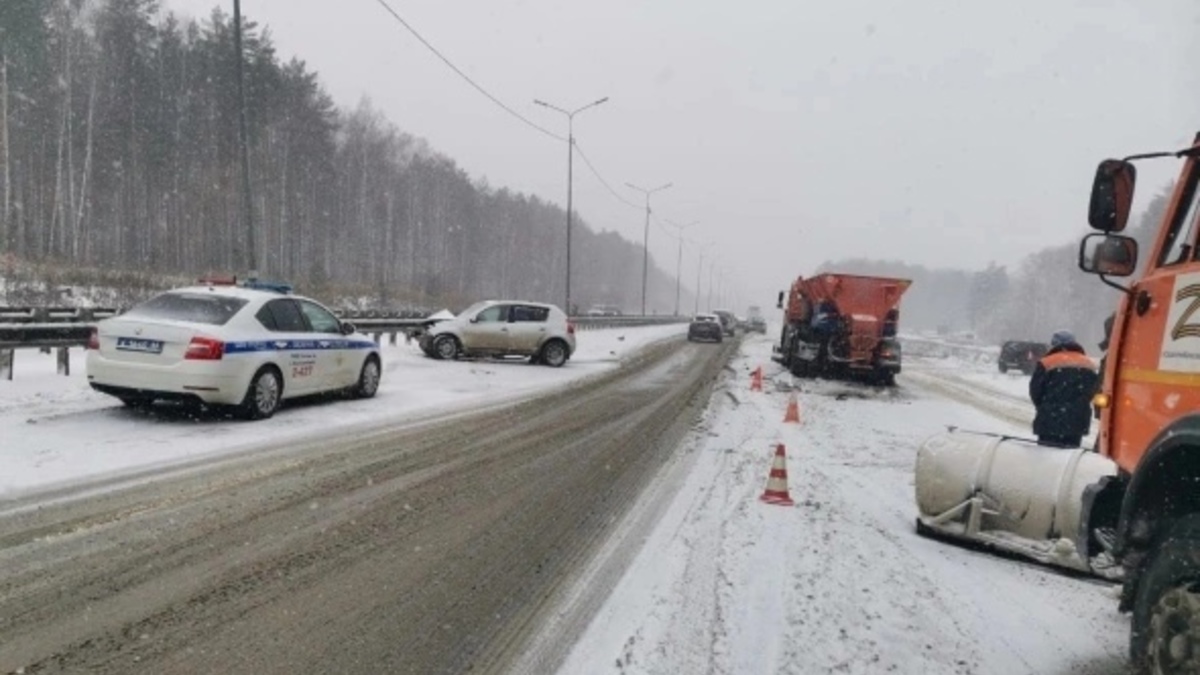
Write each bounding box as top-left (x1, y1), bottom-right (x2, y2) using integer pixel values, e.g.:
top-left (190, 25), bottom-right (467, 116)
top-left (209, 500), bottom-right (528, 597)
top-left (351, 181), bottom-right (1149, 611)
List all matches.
top-left (625, 181), bottom-right (672, 315)
top-left (708, 259), bottom-right (717, 310)
top-left (666, 220), bottom-right (698, 316)
top-left (694, 240), bottom-right (712, 315)
top-left (533, 96), bottom-right (608, 314)
top-left (233, 0), bottom-right (255, 274)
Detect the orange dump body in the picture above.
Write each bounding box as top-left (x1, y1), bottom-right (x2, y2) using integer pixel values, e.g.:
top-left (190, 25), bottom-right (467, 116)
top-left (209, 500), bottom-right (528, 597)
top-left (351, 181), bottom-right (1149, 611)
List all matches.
top-left (785, 273), bottom-right (912, 366)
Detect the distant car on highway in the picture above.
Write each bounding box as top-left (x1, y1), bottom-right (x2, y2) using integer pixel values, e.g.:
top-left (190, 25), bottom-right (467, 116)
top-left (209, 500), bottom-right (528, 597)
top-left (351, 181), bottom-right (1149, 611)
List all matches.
top-left (585, 304), bottom-right (623, 317)
top-left (86, 280), bottom-right (382, 419)
top-left (420, 300), bottom-right (576, 367)
top-left (998, 340), bottom-right (1048, 375)
top-left (746, 316), bottom-right (767, 334)
top-left (687, 314), bottom-right (723, 343)
top-left (712, 309), bottom-right (738, 336)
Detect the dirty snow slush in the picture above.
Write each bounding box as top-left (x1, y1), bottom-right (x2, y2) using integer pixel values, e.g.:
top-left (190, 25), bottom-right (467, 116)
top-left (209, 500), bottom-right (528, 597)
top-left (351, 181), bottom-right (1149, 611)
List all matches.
top-left (0, 335), bottom-right (730, 675)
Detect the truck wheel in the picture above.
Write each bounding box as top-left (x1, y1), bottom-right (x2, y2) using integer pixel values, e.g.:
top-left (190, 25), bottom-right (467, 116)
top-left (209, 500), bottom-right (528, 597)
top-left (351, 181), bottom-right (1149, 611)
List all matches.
top-left (999, 362), bottom-right (1008, 374)
top-left (1132, 515), bottom-right (1200, 673)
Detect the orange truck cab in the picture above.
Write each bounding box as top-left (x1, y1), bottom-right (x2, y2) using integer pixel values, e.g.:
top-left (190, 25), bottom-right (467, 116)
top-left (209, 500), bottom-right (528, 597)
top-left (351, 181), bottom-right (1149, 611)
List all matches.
top-left (1077, 132), bottom-right (1200, 673)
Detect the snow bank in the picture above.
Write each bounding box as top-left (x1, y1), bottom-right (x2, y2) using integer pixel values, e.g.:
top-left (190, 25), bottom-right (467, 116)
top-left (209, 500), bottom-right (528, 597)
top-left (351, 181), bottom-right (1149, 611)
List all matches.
top-left (0, 324), bottom-right (685, 500)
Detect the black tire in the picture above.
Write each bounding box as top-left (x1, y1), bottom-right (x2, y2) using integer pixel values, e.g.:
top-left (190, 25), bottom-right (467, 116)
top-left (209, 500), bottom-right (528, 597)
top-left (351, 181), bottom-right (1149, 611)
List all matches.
top-left (539, 339), bottom-right (569, 368)
top-left (999, 362), bottom-right (1009, 374)
top-left (1132, 514), bottom-right (1200, 672)
top-left (433, 335), bottom-right (460, 361)
top-left (352, 356), bottom-right (381, 399)
top-left (238, 367), bottom-right (283, 420)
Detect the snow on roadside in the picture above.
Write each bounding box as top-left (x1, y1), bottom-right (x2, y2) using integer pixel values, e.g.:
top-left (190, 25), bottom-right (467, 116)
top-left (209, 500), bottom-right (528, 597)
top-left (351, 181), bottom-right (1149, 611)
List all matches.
top-left (1, 324), bottom-right (685, 500)
top-left (554, 334), bottom-right (1128, 675)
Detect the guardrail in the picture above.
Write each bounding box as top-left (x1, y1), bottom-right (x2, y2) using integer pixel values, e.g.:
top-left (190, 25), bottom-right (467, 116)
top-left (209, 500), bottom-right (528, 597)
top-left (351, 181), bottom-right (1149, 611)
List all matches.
top-left (0, 307), bottom-right (687, 380)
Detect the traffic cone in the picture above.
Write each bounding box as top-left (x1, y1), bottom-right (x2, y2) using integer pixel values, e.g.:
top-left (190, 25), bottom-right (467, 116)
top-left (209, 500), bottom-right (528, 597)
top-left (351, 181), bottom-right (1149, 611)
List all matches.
top-left (783, 393), bottom-right (801, 424)
top-left (760, 444), bottom-right (795, 506)
top-left (750, 366), bottom-right (763, 392)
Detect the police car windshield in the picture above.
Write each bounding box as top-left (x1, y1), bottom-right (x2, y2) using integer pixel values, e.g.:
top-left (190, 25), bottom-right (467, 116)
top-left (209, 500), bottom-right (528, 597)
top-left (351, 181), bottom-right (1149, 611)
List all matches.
top-left (125, 293), bottom-right (249, 326)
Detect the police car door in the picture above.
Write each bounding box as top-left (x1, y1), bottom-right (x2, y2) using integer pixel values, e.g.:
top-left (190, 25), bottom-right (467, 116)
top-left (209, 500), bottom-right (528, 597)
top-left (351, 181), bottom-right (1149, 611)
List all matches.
top-left (297, 299), bottom-right (351, 389)
top-left (260, 298), bottom-right (321, 395)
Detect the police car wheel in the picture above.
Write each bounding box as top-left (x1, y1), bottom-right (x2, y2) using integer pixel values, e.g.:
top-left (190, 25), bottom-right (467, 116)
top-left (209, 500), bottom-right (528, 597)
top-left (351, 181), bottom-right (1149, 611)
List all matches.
top-left (433, 335), bottom-right (460, 360)
top-left (354, 356), bottom-right (381, 399)
top-left (240, 367), bottom-right (282, 420)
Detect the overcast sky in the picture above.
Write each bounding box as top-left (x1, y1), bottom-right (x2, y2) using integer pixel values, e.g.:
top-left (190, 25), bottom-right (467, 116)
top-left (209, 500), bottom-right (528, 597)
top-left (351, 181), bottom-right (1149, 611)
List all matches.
top-left (164, 0), bottom-right (1198, 307)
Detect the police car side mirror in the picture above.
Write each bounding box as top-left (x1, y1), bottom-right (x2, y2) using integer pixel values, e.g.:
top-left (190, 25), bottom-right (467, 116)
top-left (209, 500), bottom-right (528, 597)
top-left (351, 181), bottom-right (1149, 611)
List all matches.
top-left (340, 321), bottom-right (357, 335)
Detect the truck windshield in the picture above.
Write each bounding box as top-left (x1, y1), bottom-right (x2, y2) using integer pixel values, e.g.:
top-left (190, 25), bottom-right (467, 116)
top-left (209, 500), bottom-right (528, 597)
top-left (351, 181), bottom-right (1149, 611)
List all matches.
top-left (1159, 162), bottom-right (1200, 267)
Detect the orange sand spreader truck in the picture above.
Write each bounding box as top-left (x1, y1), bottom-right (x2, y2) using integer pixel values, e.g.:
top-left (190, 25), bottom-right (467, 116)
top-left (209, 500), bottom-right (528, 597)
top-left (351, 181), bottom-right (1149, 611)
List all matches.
top-left (913, 133), bottom-right (1200, 674)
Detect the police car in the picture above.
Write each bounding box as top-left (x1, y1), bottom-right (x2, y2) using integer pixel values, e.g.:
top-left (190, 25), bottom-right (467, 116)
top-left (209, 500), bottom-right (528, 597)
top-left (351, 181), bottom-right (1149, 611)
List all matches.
top-left (86, 278), bottom-right (382, 419)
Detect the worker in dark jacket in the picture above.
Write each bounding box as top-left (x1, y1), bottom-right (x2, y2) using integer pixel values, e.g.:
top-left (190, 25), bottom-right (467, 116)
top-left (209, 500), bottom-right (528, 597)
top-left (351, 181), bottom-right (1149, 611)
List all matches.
top-left (1030, 330), bottom-right (1098, 448)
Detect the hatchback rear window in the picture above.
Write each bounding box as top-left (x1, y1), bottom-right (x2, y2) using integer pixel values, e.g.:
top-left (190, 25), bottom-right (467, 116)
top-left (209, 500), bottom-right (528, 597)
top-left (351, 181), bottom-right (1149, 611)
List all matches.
top-left (512, 306), bottom-right (549, 322)
top-left (125, 293), bottom-right (248, 325)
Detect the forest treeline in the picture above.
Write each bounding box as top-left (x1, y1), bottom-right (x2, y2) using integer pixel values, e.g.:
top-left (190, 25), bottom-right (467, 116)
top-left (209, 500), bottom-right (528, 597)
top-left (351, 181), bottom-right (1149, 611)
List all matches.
top-left (0, 0), bottom-right (685, 312)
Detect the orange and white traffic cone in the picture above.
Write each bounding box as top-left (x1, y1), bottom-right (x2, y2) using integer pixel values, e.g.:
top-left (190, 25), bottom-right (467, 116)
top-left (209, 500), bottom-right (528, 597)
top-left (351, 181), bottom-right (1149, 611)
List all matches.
top-left (760, 443), bottom-right (795, 506)
top-left (750, 366), bottom-right (763, 392)
top-left (783, 393), bottom-right (801, 424)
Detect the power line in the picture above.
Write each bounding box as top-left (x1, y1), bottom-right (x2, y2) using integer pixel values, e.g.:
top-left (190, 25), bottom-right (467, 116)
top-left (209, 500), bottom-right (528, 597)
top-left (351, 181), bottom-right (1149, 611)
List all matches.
top-left (371, 0), bottom-right (566, 142)
top-left (573, 141), bottom-right (642, 210)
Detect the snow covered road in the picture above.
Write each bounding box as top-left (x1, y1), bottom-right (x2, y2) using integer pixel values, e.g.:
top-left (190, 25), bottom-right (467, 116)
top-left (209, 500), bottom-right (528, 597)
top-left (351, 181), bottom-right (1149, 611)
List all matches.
top-left (541, 333), bottom-right (1130, 675)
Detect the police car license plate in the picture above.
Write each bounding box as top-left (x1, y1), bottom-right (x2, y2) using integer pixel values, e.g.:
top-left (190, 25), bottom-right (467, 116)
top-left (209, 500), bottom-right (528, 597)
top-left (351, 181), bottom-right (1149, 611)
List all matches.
top-left (116, 337), bottom-right (164, 354)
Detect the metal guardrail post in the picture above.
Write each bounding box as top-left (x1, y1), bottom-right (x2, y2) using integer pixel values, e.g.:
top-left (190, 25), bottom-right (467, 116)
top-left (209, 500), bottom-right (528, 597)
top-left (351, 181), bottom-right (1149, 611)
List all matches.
top-left (57, 347), bottom-right (70, 376)
top-left (1, 349), bottom-right (12, 380)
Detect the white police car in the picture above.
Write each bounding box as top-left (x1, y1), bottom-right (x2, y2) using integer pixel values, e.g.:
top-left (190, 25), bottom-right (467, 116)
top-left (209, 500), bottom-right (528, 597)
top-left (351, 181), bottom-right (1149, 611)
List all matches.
top-left (86, 279), bottom-right (381, 419)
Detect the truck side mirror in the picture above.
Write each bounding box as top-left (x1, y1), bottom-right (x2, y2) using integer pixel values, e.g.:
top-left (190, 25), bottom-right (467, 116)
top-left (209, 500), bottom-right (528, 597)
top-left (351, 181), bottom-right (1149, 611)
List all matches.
top-left (1088, 159), bottom-right (1136, 232)
top-left (776, 291), bottom-right (784, 309)
top-left (1079, 233), bottom-right (1138, 278)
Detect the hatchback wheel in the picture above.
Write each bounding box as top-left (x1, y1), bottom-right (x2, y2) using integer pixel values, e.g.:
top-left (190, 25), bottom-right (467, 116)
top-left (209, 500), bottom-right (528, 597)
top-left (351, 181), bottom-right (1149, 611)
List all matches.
top-left (540, 340), bottom-right (569, 368)
top-left (434, 335), bottom-right (461, 360)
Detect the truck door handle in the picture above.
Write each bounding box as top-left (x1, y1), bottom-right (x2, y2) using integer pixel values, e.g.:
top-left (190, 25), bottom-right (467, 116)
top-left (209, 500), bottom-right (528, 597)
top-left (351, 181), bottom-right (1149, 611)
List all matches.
top-left (1136, 290), bottom-right (1152, 316)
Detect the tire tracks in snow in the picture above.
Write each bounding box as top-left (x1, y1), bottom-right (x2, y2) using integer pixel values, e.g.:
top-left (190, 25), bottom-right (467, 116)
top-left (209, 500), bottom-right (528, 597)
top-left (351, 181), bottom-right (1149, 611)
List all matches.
top-left (901, 361), bottom-right (1034, 430)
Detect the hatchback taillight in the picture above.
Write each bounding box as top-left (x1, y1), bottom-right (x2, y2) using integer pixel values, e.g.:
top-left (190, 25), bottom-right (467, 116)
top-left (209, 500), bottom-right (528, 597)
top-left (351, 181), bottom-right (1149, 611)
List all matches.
top-left (567, 322), bottom-right (576, 335)
top-left (86, 328), bottom-right (99, 350)
top-left (185, 336), bottom-right (224, 360)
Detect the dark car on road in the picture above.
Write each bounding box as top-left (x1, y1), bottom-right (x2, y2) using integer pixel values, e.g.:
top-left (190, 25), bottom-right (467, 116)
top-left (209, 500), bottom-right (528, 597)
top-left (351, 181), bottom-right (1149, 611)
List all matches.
top-left (712, 309), bottom-right (738, 337)
top-left (998, 340), bottom-right (1048, 375)
top-left (688, 314), bottom-right (724, 343)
